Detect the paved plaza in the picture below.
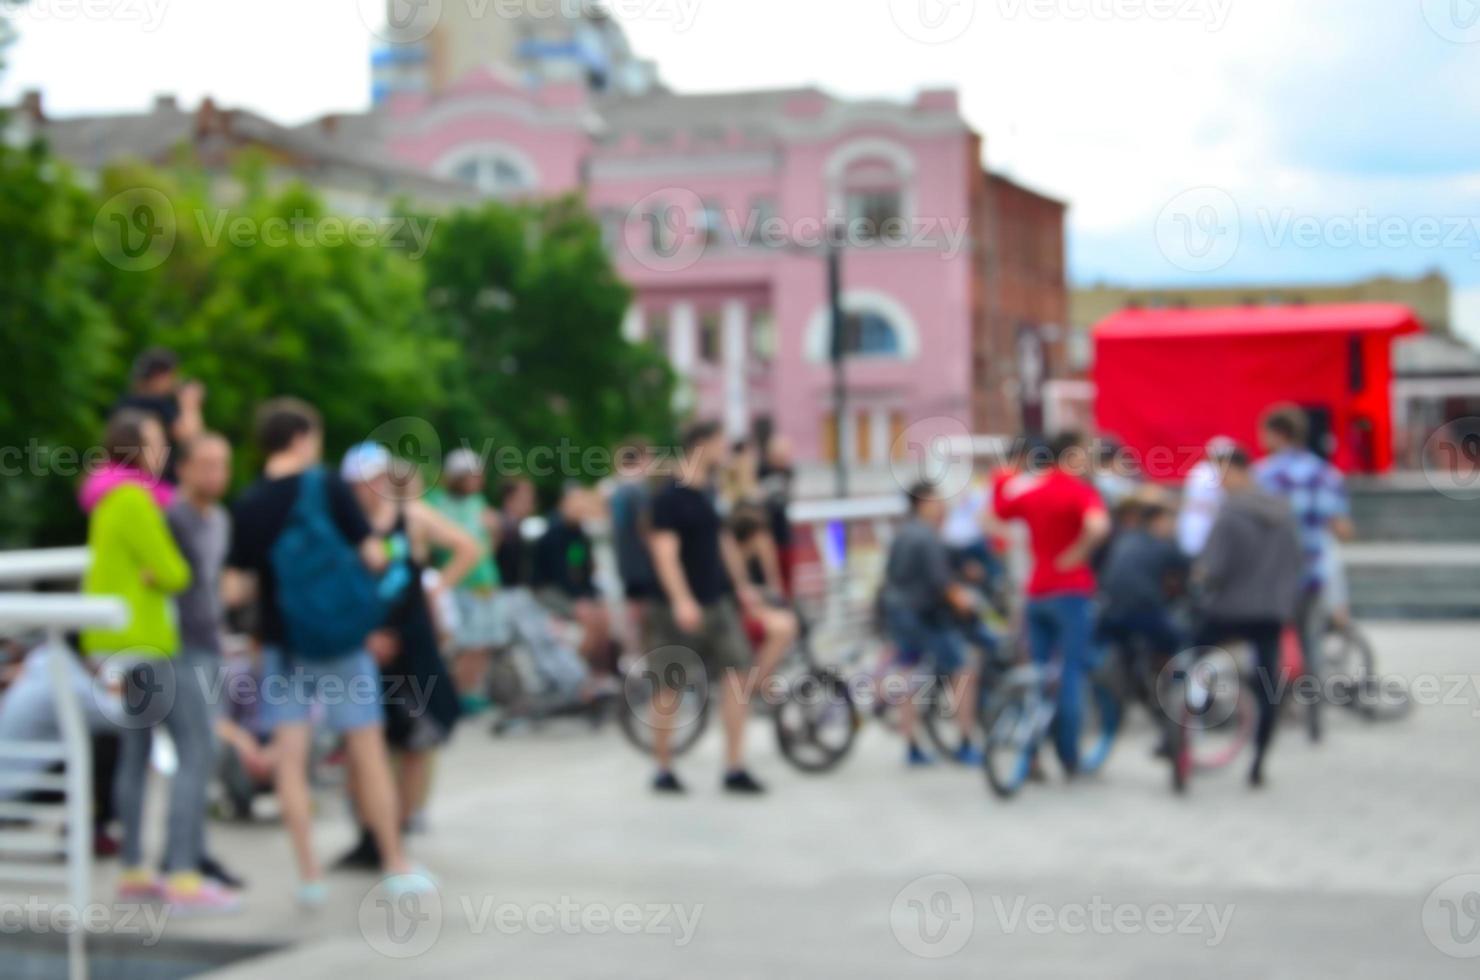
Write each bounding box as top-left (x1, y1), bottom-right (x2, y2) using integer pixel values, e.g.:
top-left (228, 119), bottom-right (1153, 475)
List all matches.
top-left (11, 621), bottom-right (1480, 978)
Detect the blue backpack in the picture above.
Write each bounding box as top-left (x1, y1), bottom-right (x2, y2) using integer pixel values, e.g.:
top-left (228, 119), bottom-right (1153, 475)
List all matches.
top-left (271, 467), bottom-right (385, 660)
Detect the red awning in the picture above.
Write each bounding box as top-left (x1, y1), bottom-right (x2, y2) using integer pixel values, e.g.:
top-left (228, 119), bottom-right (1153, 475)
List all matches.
top-left (1094, 303), bottom-right (1423, 341)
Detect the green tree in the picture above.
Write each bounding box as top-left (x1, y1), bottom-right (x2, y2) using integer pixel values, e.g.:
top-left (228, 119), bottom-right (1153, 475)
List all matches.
top-left (90, 161), bottom-right (455, 480)
top-left (0, 128), bottom-right (672, 545)
top-left (420, 195), bottom-right (677, 488)
top-left (0, 140), bottom-right (117, 546)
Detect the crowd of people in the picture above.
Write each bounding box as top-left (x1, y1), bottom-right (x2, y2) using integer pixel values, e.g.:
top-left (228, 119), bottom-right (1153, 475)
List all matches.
top-left (0, 349), bottom-right (812, 913)
top-left (879, 409), bottom-right (1352, 789)
top-left (0, 345), bottom-right (1356, 915)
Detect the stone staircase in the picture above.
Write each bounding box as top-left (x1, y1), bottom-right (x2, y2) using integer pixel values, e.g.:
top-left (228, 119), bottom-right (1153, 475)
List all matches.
top-left (1346, 477), bottom-right (1480, 619)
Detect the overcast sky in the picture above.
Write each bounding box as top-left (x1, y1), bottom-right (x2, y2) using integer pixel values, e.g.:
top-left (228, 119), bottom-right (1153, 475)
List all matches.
top-left (4, 0), bottom-right (1478, 341)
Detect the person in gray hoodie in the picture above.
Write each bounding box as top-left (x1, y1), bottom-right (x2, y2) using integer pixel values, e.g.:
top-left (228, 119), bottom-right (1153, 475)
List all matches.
top-left (1193, 447), bottom-right (1303, 787)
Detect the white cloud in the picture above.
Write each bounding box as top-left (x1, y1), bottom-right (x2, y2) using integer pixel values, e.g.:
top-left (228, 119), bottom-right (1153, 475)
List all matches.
top-left (3, 0), bottom-right (1476, 288)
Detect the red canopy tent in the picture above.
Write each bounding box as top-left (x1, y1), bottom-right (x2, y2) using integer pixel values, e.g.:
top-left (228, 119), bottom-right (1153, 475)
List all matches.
top-left (1093, 303), bottom-right (1423, 478)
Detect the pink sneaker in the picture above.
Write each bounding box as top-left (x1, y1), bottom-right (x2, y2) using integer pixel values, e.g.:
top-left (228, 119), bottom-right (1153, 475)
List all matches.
top-left (163, 874), bottom-right (242, 914)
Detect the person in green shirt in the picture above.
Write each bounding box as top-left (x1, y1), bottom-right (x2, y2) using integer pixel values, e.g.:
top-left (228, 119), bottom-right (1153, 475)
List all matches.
top-left (425, 449), bottom-right (503, 712)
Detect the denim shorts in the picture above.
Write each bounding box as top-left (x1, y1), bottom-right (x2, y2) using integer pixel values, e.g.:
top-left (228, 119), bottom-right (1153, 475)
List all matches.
top-left (883, 602), bottom-right (967, 677)
top-left (257, 647), bottom-right (384, 734)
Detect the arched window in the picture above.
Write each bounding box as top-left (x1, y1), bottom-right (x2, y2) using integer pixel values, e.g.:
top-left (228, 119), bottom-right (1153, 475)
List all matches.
top-left (435, 143), bottom-right (539, 199)
top-left (843, 311), bottom-right (903, 356)
top-left (452, 155), bottom-right (529, 196)
top-left (841, 159), bottom-right (905, 241)
top-left (805, 291), bottom-right (920, 363)
top-left (825, 139), bottom-right (916, 242)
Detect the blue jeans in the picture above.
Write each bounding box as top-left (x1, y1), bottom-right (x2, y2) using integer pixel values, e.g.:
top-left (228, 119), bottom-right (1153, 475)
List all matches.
top-left (1026, 594), bottom-right (1095, 772)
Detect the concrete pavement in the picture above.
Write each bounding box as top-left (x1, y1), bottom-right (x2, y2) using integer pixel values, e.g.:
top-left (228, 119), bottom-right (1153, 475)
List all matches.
top-left (12, 621), bottom-right (1480, 978)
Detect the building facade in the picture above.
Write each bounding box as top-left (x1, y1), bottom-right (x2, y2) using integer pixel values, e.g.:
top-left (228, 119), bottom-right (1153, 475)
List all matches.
top-left (327, 68), bottom-right (1067, 463)
top-left (370, 0), bottom-right (659, 105)
top-left (12, 42), bottom-right (1069, 468)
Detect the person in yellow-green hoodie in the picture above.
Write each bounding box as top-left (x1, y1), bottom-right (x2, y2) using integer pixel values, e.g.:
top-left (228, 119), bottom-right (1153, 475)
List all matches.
top-left (80, 409), bottom-right (239, 913)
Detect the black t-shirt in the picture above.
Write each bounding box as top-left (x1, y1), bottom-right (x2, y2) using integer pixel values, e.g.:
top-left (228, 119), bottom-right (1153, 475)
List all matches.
top-left (116, 392), bottom-right (182, 479)
top-left (531, 517), bottom-right (597, 599)
top-left (225, 469), bottom-right (372, 645)
top-left (650, 482), bottom-right (731, 606)
top-left (116, 392), bottom-right (181, 433)
top-left (495, 514), bottom-right (531, 587)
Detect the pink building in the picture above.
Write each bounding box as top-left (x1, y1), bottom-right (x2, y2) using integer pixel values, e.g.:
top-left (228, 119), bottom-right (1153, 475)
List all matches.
top-left (311, 66), bottom-right (1066, 465)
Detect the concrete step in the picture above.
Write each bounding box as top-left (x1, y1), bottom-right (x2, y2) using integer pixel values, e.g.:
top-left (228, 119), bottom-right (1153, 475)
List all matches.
top-left (1344, 543), bottom-right (1480, 619)
top-left (1349, 477), bottom-right (1480, 543)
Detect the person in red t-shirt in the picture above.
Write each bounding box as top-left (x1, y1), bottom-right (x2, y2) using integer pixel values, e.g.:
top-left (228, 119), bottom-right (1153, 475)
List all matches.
top-left (993, 431), bottom-right (1110, 774)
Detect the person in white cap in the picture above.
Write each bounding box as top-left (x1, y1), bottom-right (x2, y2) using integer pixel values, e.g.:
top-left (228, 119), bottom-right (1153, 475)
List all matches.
top-left (425, 448), bottom-right (504, 713)
top-left (337, 443), bottom-right (480, 866)
top-left (1178, 436), bottom-right (1236, 557)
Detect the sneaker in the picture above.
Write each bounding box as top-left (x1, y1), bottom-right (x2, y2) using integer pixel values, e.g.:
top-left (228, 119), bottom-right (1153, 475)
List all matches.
top-left (653, 771), bottom-right (686, 795)
top-left (164, 873), bottom-right (242, 914)
top-left (460, 694), bottom-right (492, 716)
top-left (296, 880), bottom-right (329, 910)
top-left (383, 866), bottom-right (437, 899)
top-left (199, 854), bottom-right (246, 891)
top-left (117, 868), bottom-right (162, 901)
top-left (906, 744), bottom-right (935, 767)
top-left (722, 770), bottom-right (766, 795)
top-left (953, 743), bottom-right (984, 766)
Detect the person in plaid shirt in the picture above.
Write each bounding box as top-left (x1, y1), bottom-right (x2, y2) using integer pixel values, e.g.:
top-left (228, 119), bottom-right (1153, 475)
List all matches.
top-left (1254, 404), bottom-right (1355, 743)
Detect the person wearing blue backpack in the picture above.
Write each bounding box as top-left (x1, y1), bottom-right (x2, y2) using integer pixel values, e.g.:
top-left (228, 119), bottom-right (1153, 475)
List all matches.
top-left (223, 398), bottom-right (430, 907)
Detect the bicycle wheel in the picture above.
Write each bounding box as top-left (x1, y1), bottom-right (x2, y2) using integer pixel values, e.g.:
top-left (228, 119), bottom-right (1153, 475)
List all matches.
top-left (1322, 621), bottom-right (1376, 690)
top-left (617, 672), bottom-right (710, 759)
top-left (1164, 648), bottom-right (1254, 774)
top-left (982, 683), bottom-right (1040, 799)
top-left (921, 675), bottom-right (964, 758)
top-left (1323, 623), bottom-right (1410, 721)
top-left (774, 670), bottom-right (859, 773)
top-left (1351, 673), bottom-right (1414, 723)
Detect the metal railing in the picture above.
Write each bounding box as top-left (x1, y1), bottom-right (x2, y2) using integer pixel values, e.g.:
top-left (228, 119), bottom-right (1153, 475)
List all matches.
top-left (0, 547), bottom-right (122, 980)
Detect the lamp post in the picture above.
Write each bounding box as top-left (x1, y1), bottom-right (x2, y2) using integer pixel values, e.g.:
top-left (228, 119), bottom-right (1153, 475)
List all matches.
top-left (826, 226), bottom-right (849, 499)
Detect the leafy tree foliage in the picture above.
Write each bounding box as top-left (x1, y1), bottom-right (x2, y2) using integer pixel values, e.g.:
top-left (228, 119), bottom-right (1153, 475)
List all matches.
top-left (0, 141), bottom-right (678, 545)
